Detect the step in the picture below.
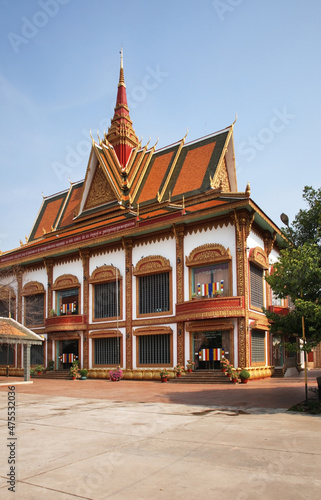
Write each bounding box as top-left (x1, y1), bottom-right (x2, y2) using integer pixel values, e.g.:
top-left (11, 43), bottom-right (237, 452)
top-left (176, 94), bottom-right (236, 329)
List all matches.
top-left (170, 370), bottom-right (231, 384)
top-left (35, 371), bottom-right (71, 380)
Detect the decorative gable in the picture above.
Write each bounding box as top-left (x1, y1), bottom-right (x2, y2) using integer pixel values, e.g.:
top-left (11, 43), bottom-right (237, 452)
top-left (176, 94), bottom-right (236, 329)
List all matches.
top-left (84, 165), bottom-right (118, 211)
top-left (210, 157), bottom-right (231, 191)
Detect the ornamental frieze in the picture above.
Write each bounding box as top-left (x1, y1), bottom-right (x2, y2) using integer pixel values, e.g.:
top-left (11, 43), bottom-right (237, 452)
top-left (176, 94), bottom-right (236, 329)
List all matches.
top-left (249, 246), bottom-right (269, 270)
top-left (133, 255), bottom-right (171, 276)
top-left (22, 281), bottom-right (45, 296)
top-left (89, 265), bottom-right (121, 283)
top-left (0, 285), bottom-right (15, 300)
top-left (52, 274), bottom-right (80, 290)
top-left (186, 243), bottom-right (231, 266)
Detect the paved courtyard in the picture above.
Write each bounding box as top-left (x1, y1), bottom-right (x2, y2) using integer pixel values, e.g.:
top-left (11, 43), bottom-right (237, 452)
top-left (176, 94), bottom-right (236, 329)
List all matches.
top-left (0, 372), bottom-right (320, 499)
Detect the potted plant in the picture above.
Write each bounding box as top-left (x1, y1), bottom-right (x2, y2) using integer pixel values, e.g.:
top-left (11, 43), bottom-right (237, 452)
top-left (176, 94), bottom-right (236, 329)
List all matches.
top-left (30, 368), bottom-right (35, 378)
top-left (70, 361), bottom-right (79, 380)
top-left (231, 369), bottom-right (238, 383)
top-left (226, 364), bottom-right (233, 378)
top-left (49, 309), bottom-right (57, 317)
top-left (239, 369), bottom-right (250, 384)
top-left (160, 369), bottom-right (169, 382)
top-left (186, 360), bottom-right (195, 372)
top-left (79, 369), bottom-right (88, 380)
top-left (221, 357), bottom-right (229, 372)
top-left (173, 364), bottom-right (185, 377)
top-left (109, 366), bottom-right (123, 381)
top-left (35, 364), bottom-right (44, 375)
top-left (48, 360), bottom-right (54, 371)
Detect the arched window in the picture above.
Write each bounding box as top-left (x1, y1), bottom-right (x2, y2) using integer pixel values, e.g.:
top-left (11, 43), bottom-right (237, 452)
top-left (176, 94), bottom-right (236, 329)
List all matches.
top-left (186, 244), bottom-right (232, 299)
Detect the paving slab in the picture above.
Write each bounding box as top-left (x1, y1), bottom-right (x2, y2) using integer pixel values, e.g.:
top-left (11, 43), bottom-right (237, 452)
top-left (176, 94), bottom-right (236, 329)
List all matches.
top-left (0, 371), bottom-right (320, 499)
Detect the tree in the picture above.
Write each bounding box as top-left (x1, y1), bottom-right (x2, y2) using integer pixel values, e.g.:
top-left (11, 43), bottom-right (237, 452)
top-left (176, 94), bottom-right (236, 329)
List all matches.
top-left (264, 186), bottom-right (321, 350)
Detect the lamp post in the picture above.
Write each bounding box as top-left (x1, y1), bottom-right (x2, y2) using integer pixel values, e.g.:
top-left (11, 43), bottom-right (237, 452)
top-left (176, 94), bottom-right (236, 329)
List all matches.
top-left (280, 213), bottom-right (308, 402)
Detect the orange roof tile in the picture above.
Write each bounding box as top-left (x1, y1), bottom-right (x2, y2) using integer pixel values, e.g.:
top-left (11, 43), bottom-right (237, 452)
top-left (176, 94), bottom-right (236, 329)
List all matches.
top-left (33, 196), bottom-right (66, 240)
top-left (59, 184), bottom-right (83, 228)
top-left (172, 142), bottom-right (216, 197)
top-left (138, 151), bottom-right (174, 204)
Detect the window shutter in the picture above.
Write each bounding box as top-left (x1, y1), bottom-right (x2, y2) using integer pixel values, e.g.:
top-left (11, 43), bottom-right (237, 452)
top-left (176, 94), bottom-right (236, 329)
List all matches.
top-left (250, 264), bottom-right (264, 308)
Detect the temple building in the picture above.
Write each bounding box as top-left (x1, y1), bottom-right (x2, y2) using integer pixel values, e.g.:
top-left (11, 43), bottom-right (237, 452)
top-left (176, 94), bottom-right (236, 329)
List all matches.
top-left (0, 53), bottom-right (295, 379)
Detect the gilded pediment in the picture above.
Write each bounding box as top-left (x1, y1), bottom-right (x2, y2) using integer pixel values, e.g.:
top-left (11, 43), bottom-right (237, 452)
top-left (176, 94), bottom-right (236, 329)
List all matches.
top-left (84, 165), bottom-right (117, 211)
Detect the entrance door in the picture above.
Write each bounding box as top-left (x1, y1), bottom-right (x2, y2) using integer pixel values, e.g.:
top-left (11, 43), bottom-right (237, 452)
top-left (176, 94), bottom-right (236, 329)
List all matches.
top-left (193, 331), bottom-right (223, 370)
top-left (272, 336), bottom-right (284, 367)
top-left (57, 340), bottom-right (79, 370)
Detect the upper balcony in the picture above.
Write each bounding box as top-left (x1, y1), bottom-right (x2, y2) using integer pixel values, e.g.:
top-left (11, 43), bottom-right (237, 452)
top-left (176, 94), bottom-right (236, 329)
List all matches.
top-left (176, 296), bottom-right (245, 322)
top-left (268, 305), bottom-right (289, 316)
top-left (45, 314), bottom-right (87, 332)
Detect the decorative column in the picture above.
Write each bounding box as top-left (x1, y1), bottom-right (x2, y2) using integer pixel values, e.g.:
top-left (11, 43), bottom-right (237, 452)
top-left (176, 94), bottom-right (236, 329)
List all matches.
top-left (80, 249), bottom-right (90, 369)
top-left (173, 224), bottom-right (185, 365)
top-left (44, 258), bottom-right (54, 316)
top-left (233, 210), bottom-right (254, 368)
top-left (263, 230), bottom-right (276, 366)
top-left (14, 268), bottom-right (23, 368)
top-left (123, 238), bottom-right (133, 370)
top-left (44, 258), bottom-right (54, 362)
top-left (23, 343), bottom-right (31, 381)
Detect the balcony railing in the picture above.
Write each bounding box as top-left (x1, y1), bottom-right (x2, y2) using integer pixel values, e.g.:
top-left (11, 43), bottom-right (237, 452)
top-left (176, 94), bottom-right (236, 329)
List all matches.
top-left (268, 305), bottom-right (289, 316)
top-left (176, 296), bottom-right (245, 321)
top-left (45, 314), bottom-right (87, 331)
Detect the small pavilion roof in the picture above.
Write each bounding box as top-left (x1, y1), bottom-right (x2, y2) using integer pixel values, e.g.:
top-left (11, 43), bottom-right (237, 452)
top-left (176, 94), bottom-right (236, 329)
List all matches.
top-left (0, 317), bottom-right (44, 345)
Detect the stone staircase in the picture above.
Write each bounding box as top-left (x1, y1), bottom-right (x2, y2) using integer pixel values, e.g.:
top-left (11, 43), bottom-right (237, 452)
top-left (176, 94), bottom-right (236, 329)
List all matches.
top-left (272, 367), bottom-right (285, 378)
top-left (36, 370), bottom-right (71, 380)
top-left (169, 370), bottom-right (231, 384)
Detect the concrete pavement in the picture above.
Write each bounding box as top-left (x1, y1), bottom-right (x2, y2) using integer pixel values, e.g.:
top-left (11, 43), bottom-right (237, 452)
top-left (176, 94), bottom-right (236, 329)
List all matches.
top-left (0, 372), bottom-right (320, 499)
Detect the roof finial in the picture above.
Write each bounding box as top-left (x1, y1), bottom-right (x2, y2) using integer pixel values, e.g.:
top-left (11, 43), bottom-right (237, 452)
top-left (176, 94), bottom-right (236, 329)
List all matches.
top-left (118, 48), bottom-right (125, 87)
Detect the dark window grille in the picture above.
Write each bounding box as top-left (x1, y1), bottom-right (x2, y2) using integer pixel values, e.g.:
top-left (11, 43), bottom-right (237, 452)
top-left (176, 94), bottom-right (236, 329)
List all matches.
top-left (94, 282), bottom-right (120, 319)
top-left (138, 334), bottom-right (170, 365)
top-left (0, 299), bottom-right (15, 319)
top-left (25, 294), bottom-right (44, 326)
top-left (0, 344), bottom-right (14, 365)
top-left (139, 273), bottom-right (169, 314)
top-left (250, 264), bottom-right (264, 309)
top-left (251, 330), bottom-right (265, 363)
top-left (94, 337), bottom-right (120, 365)
top-left (30, 344), bottom-right (44, 365)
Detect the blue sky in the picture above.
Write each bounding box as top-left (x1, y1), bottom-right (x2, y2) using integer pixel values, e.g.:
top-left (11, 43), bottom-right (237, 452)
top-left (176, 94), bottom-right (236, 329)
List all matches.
top-left (0, 0), bottom-right (320, 252)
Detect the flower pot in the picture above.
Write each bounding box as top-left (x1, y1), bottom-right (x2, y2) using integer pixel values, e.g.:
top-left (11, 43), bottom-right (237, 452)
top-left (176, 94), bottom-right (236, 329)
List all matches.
top-left (232, 378), bottom-right (238, 384)
top-left (176, 372), bottom-right (182, 377)
top-left (72, 376), bottom-right (76, 380)
top-left (240, 378), bottom-right (248, 384)
top-left (222, 368), bottom-right (227, 373)
top-left (161, 377), bottom-right (168, 383)
top-left (187, 369), bottom-right (192, 373)
top-left (80, 376), bottom-right (87, 380)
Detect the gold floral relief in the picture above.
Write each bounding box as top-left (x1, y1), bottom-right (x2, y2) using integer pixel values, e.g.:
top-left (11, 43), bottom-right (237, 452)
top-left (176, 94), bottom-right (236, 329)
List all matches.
top-left (133, 255), bottom-right (171, 276)
top-left (89, 265), bottom-right (120, 283)
top-left (52, 274), bottom-right (80, 290)
top-left (22, 281), bottom-right (45, 296)
top-left (186, 243), bottom-right (231, 267)
top-left (84, 166), bottom-right (117, 210)
top-left (249, 247), bottom-right (269, 270)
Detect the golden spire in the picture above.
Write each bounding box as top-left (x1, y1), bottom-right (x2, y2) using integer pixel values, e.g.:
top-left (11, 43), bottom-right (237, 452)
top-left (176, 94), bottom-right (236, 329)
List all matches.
top-left (119, 48), bottom-right (125, 88)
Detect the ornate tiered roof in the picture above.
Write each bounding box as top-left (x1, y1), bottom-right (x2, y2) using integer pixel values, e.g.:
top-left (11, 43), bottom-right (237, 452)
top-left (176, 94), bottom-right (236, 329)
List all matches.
top-left (1, 53), bottom-right (267, 264)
